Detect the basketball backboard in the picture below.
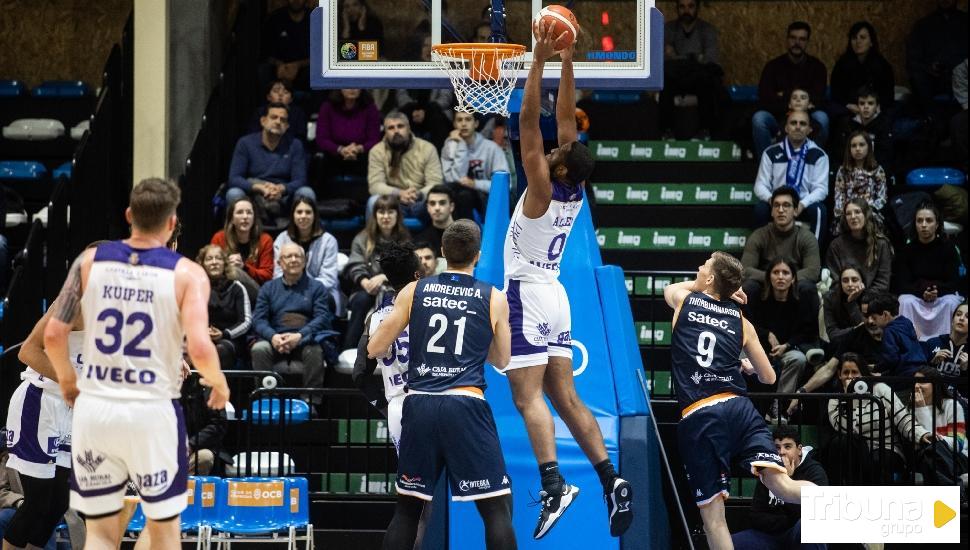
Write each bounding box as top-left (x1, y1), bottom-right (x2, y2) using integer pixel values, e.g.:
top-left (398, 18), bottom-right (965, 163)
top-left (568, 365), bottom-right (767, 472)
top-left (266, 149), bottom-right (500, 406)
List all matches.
top-left (310, 0), bottom-right (663, 90)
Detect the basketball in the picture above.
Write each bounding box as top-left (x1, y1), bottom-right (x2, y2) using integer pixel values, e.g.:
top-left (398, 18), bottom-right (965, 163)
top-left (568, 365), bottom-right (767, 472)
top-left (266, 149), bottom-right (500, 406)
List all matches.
top-left (533, 5), bottom-right (580, 51)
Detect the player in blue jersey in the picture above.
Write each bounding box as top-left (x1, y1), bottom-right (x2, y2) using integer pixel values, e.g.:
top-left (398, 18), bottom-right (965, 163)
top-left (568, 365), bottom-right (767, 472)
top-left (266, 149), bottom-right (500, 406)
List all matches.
top-left (663, 251), bottom-right (815, 550)
top-left (368, 220), bottom-right (516, 550)
top-left (44, 178), bottom-right (230, 550)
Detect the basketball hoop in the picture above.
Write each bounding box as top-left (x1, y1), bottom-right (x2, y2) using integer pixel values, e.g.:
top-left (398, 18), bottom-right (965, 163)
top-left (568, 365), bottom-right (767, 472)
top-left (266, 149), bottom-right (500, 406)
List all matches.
top-left (431, 43), bottom-right (526, 117)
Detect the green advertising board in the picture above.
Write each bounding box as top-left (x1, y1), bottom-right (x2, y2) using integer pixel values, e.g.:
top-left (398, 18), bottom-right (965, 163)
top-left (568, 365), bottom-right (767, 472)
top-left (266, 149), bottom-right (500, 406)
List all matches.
top-left (597, 227), bottom-right (750, 251)
top-left (625, 275), bottom-right (693, 296)
top-left (635, 321), bottom-right (673, 346)
top-left (590, 140), bottom-right (742, 162)
top-left (592, 183), bottom-right (756, 206)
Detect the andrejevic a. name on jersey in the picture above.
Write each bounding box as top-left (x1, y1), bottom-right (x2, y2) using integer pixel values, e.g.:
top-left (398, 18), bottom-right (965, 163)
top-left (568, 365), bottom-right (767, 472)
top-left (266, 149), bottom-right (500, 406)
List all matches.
top-left (420, 283), bottom-right (484, 311)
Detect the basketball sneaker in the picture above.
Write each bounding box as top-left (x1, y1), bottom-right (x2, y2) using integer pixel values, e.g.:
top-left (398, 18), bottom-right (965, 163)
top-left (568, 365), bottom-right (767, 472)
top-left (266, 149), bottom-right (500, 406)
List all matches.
top-left (605, 477), bottom-right (633, 537)
top-left (532, 483), bottom-right (580, 539)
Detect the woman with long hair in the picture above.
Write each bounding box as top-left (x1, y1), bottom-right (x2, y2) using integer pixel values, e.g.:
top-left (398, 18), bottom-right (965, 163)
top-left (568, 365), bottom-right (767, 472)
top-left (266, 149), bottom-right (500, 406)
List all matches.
top-left (273, 197), bottom-right (342, 313)
top-left (210, 198), bottom-right (275, 300)
top-left (826, 197), bottom-right (893, 291)
top-left (822, 264), bottom-right (868, 343)
top-left (893, 203), bottom-right (965, 339)
top-left (196, 244), bottom-right (252, 370)
top-left (341, 194), bottom-right (411, 349)
top-left (908, 367), bottom-right (967, 486)
top-left (830, 21), bottom-right (895, 115)
top-left (922, 303), bottom-right (968, 377)
top-left (832, 131), bottom-right (888, 227)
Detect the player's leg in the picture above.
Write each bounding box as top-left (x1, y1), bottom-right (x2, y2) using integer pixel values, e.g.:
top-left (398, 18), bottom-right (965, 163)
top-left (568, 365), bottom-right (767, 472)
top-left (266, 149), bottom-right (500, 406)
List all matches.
top-left (83, 514), bottom-right (125, 550)
top-left (697, 498), bottom-right (733, 550)
top-left (735, 397), bottom-right (814, 504)
top-left (544, 356), bottom-right (608, 464)
top-left (474, 495), bottom-right (517, 550)
top-left (382, 495), bottom-right (426, 550)
top-left (758, 468), bottom-right (814, 505)
top-left (142, 516), bottom-right (181, 550)
top-left (506, 365), bottom-right (557, 464)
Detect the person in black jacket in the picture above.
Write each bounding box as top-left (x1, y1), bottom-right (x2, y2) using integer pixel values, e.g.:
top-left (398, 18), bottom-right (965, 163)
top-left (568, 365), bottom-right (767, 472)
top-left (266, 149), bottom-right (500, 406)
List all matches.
top-left (732, 425), bottom-right (829, 550)
top-left (183, 380), bottom-right (229, 476)
top-left (197, 245), bottom-right (253, 370)
top-left (830, 22), bottom-right (895, 118)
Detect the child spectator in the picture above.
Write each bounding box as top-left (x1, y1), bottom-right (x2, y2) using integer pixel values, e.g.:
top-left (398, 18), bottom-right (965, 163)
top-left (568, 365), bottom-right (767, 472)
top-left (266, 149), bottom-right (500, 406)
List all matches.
top-left (315, 89), bottom-right (382, 203)
top-left (843, 87), bottom-right (894, 170)
top-left (823, 264), bottom-right (867, 343)
top-left (197, 245), bottom-right (252, 371)
top-left (211, 198), bottom-right (275, 298)
top-left (892, 202), bottom-right (965, 339)
top-left (341, 194), bottom-right (411, 350)
top-left (922, 302), bottom-right (968, 376)
top-left (832, 132), bottom-right (888, 231)
top-left (863, 291), bottom-right (928, 377)
top-left (826, 198), bottom-right (892, 292)
top-left (273, 197), bottom-right (342, 315)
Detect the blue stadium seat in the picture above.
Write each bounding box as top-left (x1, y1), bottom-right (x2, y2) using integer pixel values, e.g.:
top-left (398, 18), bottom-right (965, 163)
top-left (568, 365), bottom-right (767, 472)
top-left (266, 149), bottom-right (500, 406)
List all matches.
top-left (182, 475), bottom-right (221, 531)
top-left (53, 162), bottom-right (71, 179)
top-left (31, 80), bottom-right (89, 98)
top-left (0, 160), bottom-right (48, 180)
top-left (403, 217), bottom-right (424, 231)
top-left (728, 85), bottom-right (759, 103)
top-left (211, 477), bottom-right (290, 534)
top-left (285, 476), bottom-right (310, 527)
top-left (242, 398), bottom-right (311, 425)
top-left (126, 500), bottom-right (146, 533)
top-left (0, 80), bottom-right (26, 97)
top-left (906, 167), bottom-right (966, 187)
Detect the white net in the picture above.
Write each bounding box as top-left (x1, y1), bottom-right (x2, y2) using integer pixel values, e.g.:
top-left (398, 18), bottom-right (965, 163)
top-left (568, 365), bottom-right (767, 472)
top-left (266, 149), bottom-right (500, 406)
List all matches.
top-left (431, 44), bottom-right (526, 117)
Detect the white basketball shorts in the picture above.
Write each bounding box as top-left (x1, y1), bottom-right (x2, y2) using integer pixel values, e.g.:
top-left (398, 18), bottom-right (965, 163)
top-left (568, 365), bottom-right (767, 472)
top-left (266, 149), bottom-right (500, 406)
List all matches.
top-left (387, 394), bottom-right (405, 454)
top-left (5, 380), bottom-right (72, 479)
top-left (70, 393), bottom-right (188, 520)
top-left (503, 279), bottom-right (572, 371)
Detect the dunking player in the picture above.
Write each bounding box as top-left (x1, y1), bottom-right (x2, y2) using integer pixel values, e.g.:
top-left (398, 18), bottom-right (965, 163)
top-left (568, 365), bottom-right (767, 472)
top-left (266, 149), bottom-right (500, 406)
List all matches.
top-left (502, 21), bottom-right (631, 539)
top-left (44, 178), bottom-right (230, 550)
top-left (663, 252), bottom-right (815, 550)
top-left (2, 245), bottom-right (99, 549)
top-left (368, 220), bottom-right (516, 550)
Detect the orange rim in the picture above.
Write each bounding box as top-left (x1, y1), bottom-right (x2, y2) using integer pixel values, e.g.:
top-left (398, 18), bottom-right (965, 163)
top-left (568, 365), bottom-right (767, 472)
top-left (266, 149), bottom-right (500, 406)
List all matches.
top-left (432, 43), bottom-right (526, 81)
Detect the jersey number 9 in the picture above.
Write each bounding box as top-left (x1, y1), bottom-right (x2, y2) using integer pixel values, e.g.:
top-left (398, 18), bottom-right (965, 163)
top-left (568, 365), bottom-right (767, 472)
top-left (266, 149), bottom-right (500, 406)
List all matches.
top-left (695, 331), bottom-right (716, 368)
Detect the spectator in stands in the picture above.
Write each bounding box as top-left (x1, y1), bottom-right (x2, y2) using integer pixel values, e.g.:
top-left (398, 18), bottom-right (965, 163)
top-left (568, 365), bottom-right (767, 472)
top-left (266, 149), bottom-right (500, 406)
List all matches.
top-left (753, 110), bottom-right (829, 241)
top-left (782, 88), bottom-right (824, 141)
top-left (183, 379), bottom-right (228, 476)
top-left (367, 111), bottom-right (443, 220)
top-left (752, 21), bottom-right (828, 155)
top-left (339, 0), bottom-right (384, 42)
top-left (315, 88), bottom-right (382, 200)
top-left (413, 241), bottom-right (440, 277)
top-left (252, 242), bottom-right (333, 393)
top-left (823, 264), bottom-right (867, 344)
top-left (342, 194), bottom-right (412, 349)
top-left (273, 197), bottom-right (341, 313)
top-left (741, 186), bottom-right (821, 298)
top-left (952, 59), bottom-right (968, 163)
top-left (0, 450), bottom-right (55, 550)
top-left (440, 112), bottom-right (508, 220)
top-left (415, 185), bottom-right (455, 254)
top-left (260, 0), bottom-right (312, 91)
top-left (227, 103), bottom-right (314, 222)
top-left (211, 198), bottom-right (275, 296)
top-left (825, 352), bottom-right (932, 484)
top-left (832, 133), bottom-right (888, 234)
top-left (841, 87), bottom-right (894, 170)
top-left (661, 0), bottom-right (726, 138)
top-left (830, 21), bottom-right (895, 119)
top-left (731, 425), bottom-right (828, 550)
top-left (905, 0), bottom-right (968, 115)
top-left (892, 203), bottom-right (964, 340)
top-left (746, 258), bottom-right (823, 410)
top-left (909, 367), bottom-right (968, 488)
top-left (197, 245), bottom-right (252, 371)
top-left (863, 291), bottom-right (927, 377)
top-left (248, 80), bottom-right (308, 141)
top-left (826, 198), bottom-right (892, 292)
top-left (0, 233), bottom-right (7, 293)
top-left (923, 303), bottom-right (968, 376)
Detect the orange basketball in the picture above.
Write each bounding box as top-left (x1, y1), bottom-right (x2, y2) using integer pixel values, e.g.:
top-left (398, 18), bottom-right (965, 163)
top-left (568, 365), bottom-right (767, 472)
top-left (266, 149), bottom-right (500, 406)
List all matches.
top-left (533, 5), bottom-right (580, 51)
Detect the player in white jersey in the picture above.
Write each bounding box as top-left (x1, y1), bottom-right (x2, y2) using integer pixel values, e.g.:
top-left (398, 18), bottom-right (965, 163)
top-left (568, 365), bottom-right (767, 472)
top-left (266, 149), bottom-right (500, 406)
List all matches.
top-left (502, 23), bottom-right (632, 540)
top-left (43, 178), bottom-right (229, 550)
top-left (3, 284), bottom-right (87, 548)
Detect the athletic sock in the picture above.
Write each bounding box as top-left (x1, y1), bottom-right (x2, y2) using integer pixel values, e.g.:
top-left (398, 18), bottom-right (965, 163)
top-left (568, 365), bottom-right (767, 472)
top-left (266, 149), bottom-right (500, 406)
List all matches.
top-left (539, 461), bottom-right (564, 495)
top-left (594, 459), bottom-right (618, 492)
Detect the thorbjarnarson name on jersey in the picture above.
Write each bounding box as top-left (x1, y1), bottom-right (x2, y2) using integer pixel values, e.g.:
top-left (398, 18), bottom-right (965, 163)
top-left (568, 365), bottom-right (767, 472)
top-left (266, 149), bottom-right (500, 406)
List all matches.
top-left (686, 296), bottom-right (741, 318)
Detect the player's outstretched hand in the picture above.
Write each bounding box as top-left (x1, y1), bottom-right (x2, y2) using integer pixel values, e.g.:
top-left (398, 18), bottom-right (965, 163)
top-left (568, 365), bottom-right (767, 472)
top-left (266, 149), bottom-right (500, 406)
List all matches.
top-left (559, 40), bottom-right (575, 62)
top-left (730, 288), bottom-right (748, 305)
top-left (533, 21), bottom-right (567, 61)
top-left (205, 375), bottom-right (231, 410)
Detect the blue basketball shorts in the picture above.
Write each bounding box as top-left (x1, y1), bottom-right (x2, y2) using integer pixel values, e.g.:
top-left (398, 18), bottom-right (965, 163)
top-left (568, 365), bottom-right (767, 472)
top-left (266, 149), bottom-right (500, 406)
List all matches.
top-left (677, 396), bottom-right (785, 506)
top-left (396, 393), bottom-right (511, 502)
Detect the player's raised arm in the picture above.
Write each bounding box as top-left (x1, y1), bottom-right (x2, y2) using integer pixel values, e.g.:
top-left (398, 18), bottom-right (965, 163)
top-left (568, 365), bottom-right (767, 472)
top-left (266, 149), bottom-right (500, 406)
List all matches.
top-left (742, 318), bottom-right (776, 385)
top-left (520, 22), bottom-right (563, 219)
top-left (368, 282), bottom-right (416, 358)
top-left (663, 280), bottom-right (698, 309)
top-left (488, 289), bottom-right (511, 369)
top-left (44, 249), bottom-right (94, 406)
top-left (177, 258), bottom-right (229, 409)
top-left (556, 42), bottom-right (577, 146)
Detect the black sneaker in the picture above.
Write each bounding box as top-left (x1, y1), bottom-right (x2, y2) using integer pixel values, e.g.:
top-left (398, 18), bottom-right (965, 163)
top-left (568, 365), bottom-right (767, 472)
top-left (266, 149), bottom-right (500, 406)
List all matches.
top-left (605, 478), bottom-right (633, 537)
top-left (532, 484), bottom-right (580, 539)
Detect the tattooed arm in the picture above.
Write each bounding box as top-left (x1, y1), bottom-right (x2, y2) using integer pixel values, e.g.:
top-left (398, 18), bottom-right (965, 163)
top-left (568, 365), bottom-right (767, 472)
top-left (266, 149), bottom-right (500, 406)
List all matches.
top-left (44, 250), bottom-right (92, 406)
